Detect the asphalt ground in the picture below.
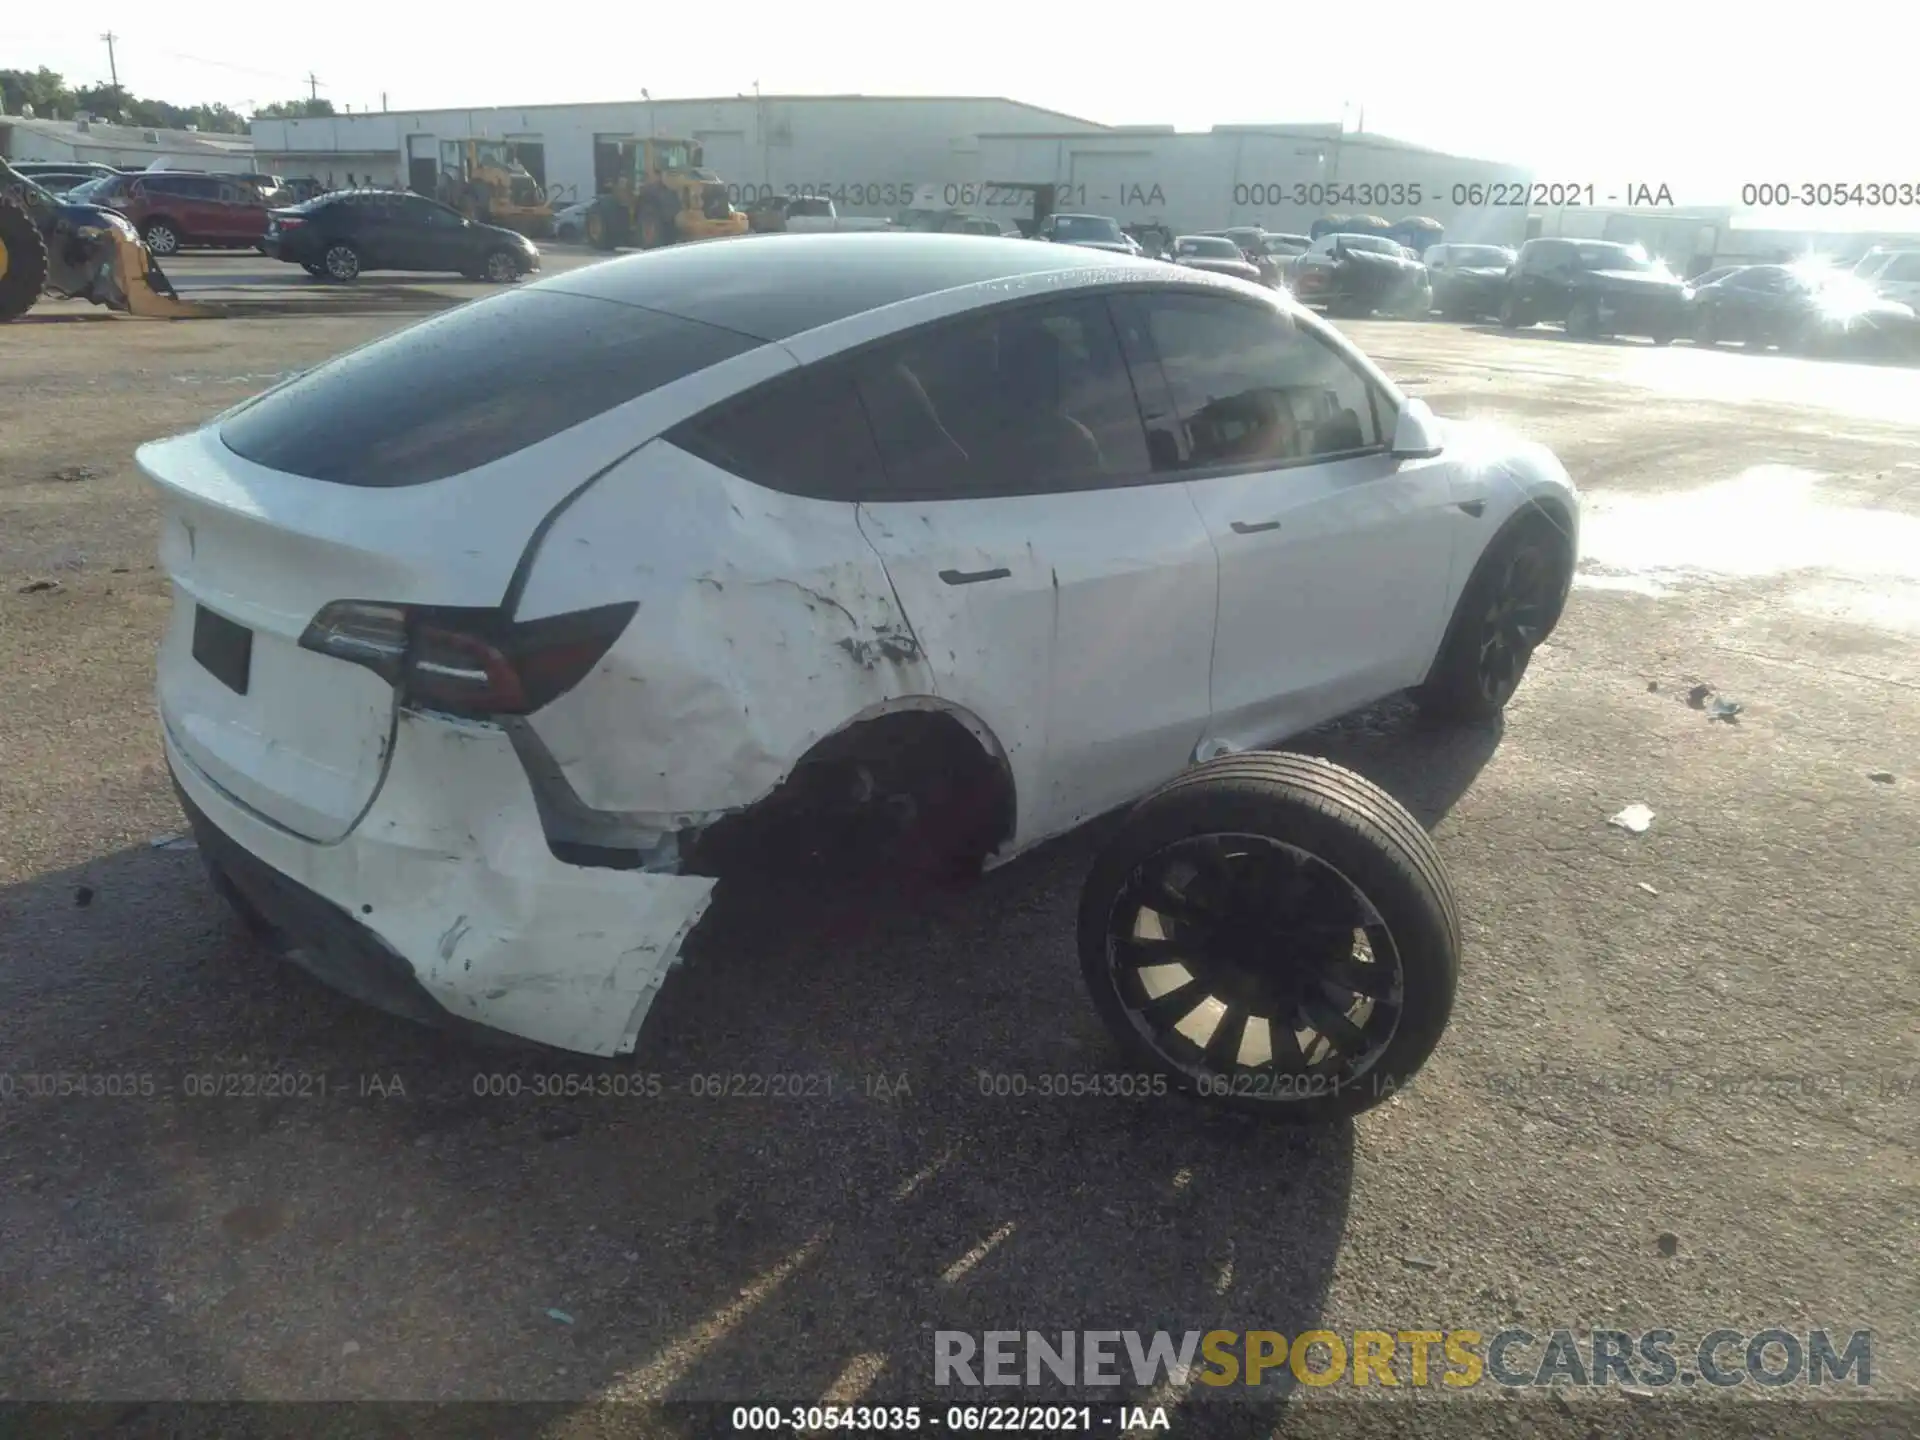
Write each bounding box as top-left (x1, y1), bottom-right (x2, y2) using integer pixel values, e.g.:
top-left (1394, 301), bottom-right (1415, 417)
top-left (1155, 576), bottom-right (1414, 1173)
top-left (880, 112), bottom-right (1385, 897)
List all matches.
top-left (1, 263), bottom-right (1916, 1437)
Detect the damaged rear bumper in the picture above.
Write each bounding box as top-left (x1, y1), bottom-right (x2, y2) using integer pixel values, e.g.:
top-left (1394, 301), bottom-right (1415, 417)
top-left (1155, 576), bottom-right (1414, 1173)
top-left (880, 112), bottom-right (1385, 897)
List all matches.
top-left (164, 710), bottom-right (717, 1056)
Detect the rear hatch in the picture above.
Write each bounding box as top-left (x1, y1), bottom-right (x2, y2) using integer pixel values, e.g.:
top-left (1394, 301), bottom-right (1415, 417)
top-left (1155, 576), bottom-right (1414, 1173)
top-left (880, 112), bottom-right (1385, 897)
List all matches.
top-left (146, 423), bottom-right (572, 842)
top-left (142, 284), bottom-right (769, 842)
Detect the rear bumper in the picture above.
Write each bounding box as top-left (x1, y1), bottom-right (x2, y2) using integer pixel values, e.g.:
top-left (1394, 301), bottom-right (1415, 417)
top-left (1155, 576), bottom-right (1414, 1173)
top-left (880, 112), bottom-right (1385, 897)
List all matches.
top-left (164, 707), bottom-right (718, 1056)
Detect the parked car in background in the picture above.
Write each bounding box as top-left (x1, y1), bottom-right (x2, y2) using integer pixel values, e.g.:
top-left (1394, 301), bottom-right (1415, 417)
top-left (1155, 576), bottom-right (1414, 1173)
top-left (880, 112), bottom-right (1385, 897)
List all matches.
top-left (1425, 243), bottom-right (1516, 319)
top-left (6, 164), bottom-right (112, 197)
top-left (1288, 232), bottom-right (1432, 317)
top-left (553, 197), bottom-right (597, 242)
top-left (1124, 222), bottom-right (1176, 259)
top-left (1169, 235), bottom-right (1264, 284)
top-left (1035, 212), bottom-right (1135, 254)
top-left (61, 170), bottom-right (269, 255)
top-left (1684, 264), bottom-right (1744, 291)
top-left (746, 195), bottom-right (894, 234)
top-left (1499, 238), bottom-right (1687, 343)
top-left (1865, 250), bottom-right (1920, 308)
top-left (1688, 265), bottom-right (1801, 347)
top-left (1692, 264), bottom-right (1920, 357)
top-left (262, 190), bottom-right (540, 283)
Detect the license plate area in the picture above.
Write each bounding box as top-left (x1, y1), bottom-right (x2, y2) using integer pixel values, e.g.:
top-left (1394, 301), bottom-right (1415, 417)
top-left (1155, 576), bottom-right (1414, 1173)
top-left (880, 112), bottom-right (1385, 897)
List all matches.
top-left (192, 605), bottom-right (253, 695)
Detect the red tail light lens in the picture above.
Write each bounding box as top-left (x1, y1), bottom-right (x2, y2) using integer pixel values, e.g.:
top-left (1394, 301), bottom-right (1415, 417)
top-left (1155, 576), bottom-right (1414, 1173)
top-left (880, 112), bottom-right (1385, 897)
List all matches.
top-left (299, 600), bottom-right (636, 718)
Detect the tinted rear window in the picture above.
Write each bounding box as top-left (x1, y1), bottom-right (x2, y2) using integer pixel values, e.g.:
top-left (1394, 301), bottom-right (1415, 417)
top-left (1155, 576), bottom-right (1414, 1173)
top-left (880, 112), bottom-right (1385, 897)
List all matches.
top-left (668, 366), bottom-right (885, 501)
top-left (220, 290), bottom-right (760, 486)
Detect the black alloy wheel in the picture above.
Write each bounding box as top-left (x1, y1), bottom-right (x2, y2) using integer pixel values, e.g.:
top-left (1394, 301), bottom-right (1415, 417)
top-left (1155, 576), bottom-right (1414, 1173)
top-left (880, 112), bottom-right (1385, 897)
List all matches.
top-left (1079, 753), bottom-right (1459, 1122)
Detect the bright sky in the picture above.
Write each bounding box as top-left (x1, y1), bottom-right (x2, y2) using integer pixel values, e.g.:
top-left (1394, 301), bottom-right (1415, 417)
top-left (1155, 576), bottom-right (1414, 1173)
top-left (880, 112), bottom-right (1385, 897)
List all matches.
top-left (3, 4), bottom-right (1910, 202)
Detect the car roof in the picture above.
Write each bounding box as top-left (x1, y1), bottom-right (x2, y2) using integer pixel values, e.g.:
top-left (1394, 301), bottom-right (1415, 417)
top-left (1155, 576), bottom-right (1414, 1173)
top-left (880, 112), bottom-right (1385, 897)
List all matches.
top-left (535, 231), bottom-right (1164, 341)
top-left (1051, 212), bottom-right (1116, 222)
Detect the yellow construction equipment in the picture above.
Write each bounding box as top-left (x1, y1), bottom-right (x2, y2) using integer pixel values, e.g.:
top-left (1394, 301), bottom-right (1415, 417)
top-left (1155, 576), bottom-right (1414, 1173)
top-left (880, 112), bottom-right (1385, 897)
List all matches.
top-left (437, 140), bottom-right (555, 239)
top-left (584, 137), bottom-right (748, 252)
top-left (2, 159), bottom-right (207, 321)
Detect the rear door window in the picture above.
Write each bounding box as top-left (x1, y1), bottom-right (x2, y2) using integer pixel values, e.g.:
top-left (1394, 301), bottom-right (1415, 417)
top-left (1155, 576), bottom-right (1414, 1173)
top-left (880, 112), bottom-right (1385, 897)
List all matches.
top-left (220, 290), bottom-right (760, 486)
top-left (850, 295), bottom-right (1153, 499)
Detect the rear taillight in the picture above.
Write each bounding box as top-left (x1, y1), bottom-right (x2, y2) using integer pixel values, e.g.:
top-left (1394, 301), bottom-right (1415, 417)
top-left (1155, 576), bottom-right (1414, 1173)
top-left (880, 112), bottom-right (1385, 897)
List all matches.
top-left (277, 216), bottom-right (305, 230)
top-left (299, 600), bottom-right (637, 719)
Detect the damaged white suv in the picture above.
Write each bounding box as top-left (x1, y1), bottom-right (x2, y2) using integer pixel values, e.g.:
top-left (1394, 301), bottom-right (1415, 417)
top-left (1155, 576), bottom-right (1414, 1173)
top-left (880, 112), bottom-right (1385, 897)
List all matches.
top-left (146, 233), bottom-right (1577, 1115)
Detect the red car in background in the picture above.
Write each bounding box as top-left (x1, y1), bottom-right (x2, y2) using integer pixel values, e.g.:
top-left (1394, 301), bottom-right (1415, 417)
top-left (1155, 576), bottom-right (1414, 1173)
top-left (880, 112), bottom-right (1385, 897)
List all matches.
top-left (62, 171), bottom-right (270, 255)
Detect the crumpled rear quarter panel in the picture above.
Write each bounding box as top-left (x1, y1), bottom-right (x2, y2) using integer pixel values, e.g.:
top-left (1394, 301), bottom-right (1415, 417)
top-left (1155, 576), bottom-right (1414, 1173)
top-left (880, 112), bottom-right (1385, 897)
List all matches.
top-left (513, 439), bottom-right (940, 819)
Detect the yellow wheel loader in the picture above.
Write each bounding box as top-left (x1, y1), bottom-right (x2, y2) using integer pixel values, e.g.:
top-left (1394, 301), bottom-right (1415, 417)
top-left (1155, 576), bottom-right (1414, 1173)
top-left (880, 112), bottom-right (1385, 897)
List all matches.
top-left (437, 140), bottom-right (555, 240)
top-left (1, 160), bottom-right (207, 321)
top-left (583, 137), bottom-right (748, 253)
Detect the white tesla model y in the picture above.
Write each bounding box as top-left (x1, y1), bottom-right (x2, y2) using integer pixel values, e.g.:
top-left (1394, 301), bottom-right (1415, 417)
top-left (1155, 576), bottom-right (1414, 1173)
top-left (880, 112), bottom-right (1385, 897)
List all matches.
top-left (144, 232), bottom-right (1577, 1103)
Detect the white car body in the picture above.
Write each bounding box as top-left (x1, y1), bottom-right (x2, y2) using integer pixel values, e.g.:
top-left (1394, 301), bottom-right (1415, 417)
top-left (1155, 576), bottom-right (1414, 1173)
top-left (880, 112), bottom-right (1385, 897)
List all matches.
top-left (143, 233), bottom-right (1578, 1058)
top-left (552, 198), bottom-right (596, 242)
top-left (780, 199), bottom-right (894, 233)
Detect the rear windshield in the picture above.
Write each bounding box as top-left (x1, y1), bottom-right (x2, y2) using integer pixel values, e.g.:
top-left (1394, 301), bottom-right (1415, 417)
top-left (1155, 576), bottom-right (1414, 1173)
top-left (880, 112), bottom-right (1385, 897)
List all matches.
top-left (220, 289), bottom-right (760, 486)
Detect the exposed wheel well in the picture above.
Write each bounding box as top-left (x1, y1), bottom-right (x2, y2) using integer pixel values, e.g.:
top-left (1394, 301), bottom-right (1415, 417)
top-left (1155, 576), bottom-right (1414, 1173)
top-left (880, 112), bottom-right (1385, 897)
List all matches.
top-left (680, 708), bottom-right (1017, 884)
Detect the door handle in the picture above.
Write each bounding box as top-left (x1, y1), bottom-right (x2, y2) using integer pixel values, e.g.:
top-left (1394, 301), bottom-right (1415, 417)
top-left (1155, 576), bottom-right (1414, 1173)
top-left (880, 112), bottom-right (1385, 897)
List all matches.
top-left (1230, 520), bottom-right (1281, 535)
top-left (939, 567), bottom-right (1012, 586)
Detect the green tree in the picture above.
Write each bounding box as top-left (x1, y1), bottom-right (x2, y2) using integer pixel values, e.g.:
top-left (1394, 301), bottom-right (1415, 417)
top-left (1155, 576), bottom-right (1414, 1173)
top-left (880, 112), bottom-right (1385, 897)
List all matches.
top-left (253, 98), bottom-right (336, 119)
top-left (0, 66), bottom-right (70, 117)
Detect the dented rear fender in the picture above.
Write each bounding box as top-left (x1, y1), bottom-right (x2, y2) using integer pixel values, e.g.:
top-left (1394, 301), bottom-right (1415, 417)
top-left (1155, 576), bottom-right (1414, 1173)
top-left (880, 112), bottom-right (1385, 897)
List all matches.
top-left (513, 438), bottom-right (943, 820)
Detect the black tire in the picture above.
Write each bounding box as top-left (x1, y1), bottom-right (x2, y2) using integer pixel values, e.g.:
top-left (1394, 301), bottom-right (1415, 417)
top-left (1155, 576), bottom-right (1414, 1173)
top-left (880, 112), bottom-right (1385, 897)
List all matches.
top-left (1497, 291), bottom-right (1526, 329)
top-left (321, 241), bottom-right (361, 282)
top-left (1650, 328), bottom-right (1676, 346)
top-left (482, 248), bottom-right (520, 284)
top-left (1416, 511), bottom-right (1571, 723)
top-left (1078, 752), bottom-right (1459, 1123)
top-left (1692, 309), bottom-right (1719, 346)
top-left (0, 192), bottom-right (52, 322)
top-left (142, 218), bottom-right (181, 256)
top-left (1565, 296), bottom-right (1599, 340)
top-left (637, 201), bottom-right (678, 250)
top-left (585, 204), bottom-right (618, 251)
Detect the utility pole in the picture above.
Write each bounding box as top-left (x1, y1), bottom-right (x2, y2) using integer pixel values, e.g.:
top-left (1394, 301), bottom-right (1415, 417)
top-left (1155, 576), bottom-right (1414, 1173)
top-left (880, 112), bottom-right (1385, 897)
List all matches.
top-left (100, 32), bottom-right (120, 90)
top-left (307, 72), bottom-right (322, 102)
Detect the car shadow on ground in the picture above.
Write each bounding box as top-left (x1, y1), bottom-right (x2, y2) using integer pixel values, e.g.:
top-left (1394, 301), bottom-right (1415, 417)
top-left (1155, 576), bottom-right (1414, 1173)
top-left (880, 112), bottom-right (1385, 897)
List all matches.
top-left (0, 698), bottom-right (1500, 1418)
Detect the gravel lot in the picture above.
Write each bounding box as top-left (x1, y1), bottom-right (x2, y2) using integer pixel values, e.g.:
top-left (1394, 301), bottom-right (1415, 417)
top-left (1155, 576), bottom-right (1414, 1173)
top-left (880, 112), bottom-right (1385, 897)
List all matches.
top-left (1, 275), bottom-right (1915, 1435)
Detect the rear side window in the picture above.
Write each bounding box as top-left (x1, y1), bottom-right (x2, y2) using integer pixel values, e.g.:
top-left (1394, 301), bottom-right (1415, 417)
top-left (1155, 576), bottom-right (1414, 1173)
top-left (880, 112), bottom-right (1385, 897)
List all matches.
top-left (1882, 254), bottom-right (1920, 281)
top-left (220, 290), bottom-right (759, 486)
top-left (851, 295), bottom-right (1152, 499)
top-left (667, 366), bottom-right (885, 501)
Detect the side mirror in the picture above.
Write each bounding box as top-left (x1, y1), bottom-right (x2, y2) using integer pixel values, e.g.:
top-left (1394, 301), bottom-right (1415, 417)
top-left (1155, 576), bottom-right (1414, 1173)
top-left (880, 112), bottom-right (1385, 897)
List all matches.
top-left (1391, 398), bottom-right (1444, 459)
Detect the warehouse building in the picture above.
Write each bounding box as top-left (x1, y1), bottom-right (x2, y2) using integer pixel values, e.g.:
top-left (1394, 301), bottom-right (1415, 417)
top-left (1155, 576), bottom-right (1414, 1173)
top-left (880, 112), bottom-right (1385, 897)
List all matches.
top-left (250, 94), bottom-right (1533, 238)
top-left (1, 113), bottom-right (256, 172)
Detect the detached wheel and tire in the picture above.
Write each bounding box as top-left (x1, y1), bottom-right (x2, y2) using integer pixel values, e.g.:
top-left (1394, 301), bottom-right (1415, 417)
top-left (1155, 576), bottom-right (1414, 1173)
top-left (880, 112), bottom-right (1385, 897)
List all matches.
top-left (0, 192), bottom-right (53, 322)
top-left (142, 220), bottom-right (181, 256)
top-left (1417, 512), bottom-right (1570, 723)
top-left (321, 242), bottom-right (362, 281)
top-left (1079, 753), bottom-right (1459, 1123)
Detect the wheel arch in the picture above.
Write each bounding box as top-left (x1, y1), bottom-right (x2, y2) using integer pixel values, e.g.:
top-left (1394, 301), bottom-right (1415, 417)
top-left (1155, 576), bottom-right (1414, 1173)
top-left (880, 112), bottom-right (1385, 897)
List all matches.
top-left (1426, 487), bottom-right (1578, 686)
top-left (678, 695), bottom-right (1020, 880)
